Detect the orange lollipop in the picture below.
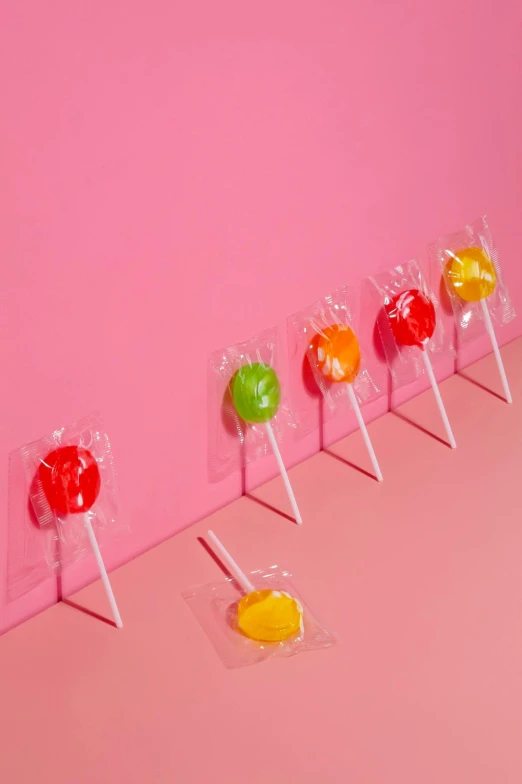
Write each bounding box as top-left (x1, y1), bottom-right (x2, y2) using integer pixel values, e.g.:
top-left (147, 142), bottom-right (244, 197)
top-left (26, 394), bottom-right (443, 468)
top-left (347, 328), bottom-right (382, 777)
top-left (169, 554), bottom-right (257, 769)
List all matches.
top-left (315, 324), bottom-right (361, 383)
top-left (310, 323), bottom-right (383, 482)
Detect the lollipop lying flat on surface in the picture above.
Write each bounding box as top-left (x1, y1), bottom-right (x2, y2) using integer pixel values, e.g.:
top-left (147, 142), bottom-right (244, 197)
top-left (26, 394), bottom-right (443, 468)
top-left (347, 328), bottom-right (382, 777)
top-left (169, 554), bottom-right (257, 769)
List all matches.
top-left (446, 245), bottom-right (512, 404)
top-left (385, 289), bottom-right (456, 449)
top-left (312, 324), bottom-right (383, 482)
top-left (39, 445), bottom-right (123, 628)
top-left (237, 588), bottom-right (302, 641)
top-left (207, 530), bottom-right (303, 642)
top-left (232, 362), bottom-right (302, 525)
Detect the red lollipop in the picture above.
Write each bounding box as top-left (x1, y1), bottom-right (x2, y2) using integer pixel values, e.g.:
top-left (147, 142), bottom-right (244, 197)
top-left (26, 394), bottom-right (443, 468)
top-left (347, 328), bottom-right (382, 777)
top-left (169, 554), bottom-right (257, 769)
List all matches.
top-left (385, 289), bottom-right (435, 349)
top-left (383, 287), bottom-right (456, 449)
top-left (39, 446), bottom-right (101, 515)
top-left (38, 444), bottom-right (122, 628)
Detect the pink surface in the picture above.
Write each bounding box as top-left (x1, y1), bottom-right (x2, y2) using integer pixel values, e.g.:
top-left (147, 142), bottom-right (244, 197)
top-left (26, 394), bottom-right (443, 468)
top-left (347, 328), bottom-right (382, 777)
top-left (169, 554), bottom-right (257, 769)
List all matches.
top-left (1, 342), bottom-right (521, 783)
top-left (1, 1), bottom-right (522, 632)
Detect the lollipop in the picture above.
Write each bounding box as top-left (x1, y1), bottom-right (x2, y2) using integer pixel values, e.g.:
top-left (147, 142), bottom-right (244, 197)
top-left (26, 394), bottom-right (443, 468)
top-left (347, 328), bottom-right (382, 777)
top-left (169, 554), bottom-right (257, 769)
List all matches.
top-left (386, 290), bottom-right (456, 449)
top-left (39, 445), bottom-right (123, 628)
top-left (232, 362), bottom-right (280, 423)
top-left (446, 245), bottom-right (512, 404)
top-left (385, 290), bottom-right (436, 348)
top-left (313, 324), bottom-right (383, 481)
top-left (447, 246), bottom-right (497, 302)
top-left (232, 362), bottom-right (302, 525)
top-left (315, 324), bottom-right (361, 383)
top-left (207, 530), bottom-right (303, 642)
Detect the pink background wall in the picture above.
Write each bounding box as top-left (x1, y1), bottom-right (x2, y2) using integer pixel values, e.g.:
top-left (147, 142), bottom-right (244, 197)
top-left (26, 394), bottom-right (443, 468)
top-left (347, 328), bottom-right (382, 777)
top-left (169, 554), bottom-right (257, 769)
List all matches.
top-left (1, 0), bottom-right (521, 635)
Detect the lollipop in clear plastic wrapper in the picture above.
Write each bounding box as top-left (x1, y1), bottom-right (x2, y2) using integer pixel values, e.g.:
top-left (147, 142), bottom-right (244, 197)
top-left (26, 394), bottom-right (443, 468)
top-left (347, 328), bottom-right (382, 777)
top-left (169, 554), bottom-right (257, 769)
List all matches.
top-left (369, 261), bottom-right (456, 448)
top-left (288, 287), bottom-right (384, 480)
top-left (385, 288), bottom-right (456, 449)
top-left (311, 323), bottom-right (383, 481)
top-left (231, 362), bottom-right (281, 423)
top-left (208, 328), bottom-right (302, 524)
top-left (184, 531), bottom-right (336, 668)
top-left (446, 244), bottom-right (512, 403)
top-left (429, 216), bottom-right (514, 404)
top-left (447, 246), bottom-right (497, 303)
top-left (231, 361), bottom-right (302, 524)
top-left (39, 445), bottom-right (123, 628)
top-left (10, 416), bottom-right (128, 606)
top-left (385, 290), bottom-right (436, 349)
top-left (207, 530), bottom-right (303, 642)
top-left (314, 324), bottom-right (361, 384)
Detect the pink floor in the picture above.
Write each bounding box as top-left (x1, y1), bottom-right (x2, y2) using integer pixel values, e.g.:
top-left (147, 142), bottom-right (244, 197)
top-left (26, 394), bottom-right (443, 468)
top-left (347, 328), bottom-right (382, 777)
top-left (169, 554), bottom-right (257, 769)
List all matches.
top-left (1, 339), bottom-right (521, 783)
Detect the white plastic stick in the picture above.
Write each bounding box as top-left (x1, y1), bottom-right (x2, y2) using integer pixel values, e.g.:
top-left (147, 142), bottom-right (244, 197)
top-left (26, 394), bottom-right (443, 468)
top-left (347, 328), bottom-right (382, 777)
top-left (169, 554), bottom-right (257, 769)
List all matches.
top-left (480, 298), bottom-right (512, 404)
top-left (264, 420), bottom-right (303, 525)
top-left (422, 350), bottom-right (457, 449)
top-left (207, 530), bottom-right (254, 594)
top-left (346, 384), bottom-right (383, 482)
top-left (83, 513), bottom-right (123, 628)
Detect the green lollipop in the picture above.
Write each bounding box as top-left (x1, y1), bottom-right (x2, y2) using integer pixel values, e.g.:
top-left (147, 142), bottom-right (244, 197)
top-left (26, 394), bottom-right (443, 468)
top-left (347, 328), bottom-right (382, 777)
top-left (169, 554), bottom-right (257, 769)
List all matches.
top-left (232, 362), bottom-right (281, 423)
top-left (230, 360), bottom-right (302, 524)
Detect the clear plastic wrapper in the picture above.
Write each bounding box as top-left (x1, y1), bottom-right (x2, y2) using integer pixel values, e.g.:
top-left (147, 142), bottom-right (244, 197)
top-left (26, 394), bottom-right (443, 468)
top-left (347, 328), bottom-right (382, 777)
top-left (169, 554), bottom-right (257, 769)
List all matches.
top-left (208, 327), bottom-right (297, 482)
top-left (288, 286), bottom-right (382, 423)
top-left (183, 568), bottom-right (336, 668)
top-left (368, 259), bottom-right (453, 386)
top-left (7, 414), bottom-right (126, 600)
top-left (428, 215), bottom-right (515, 343)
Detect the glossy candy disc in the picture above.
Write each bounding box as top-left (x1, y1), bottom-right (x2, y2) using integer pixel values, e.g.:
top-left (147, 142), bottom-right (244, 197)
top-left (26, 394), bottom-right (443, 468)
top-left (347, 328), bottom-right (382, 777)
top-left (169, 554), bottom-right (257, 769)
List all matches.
top-left (313, 324), bottom-right (361, 383)
top-left (447, 246), bottom-right (497, 302)
top-left (39, 445), bottom-right (101, 515)
top-left (237, 589), bottom-right (303, 642)
top-left (386, 289), bottom-right (436, 348)
top-left (231, 362), bottom-right (281, 423)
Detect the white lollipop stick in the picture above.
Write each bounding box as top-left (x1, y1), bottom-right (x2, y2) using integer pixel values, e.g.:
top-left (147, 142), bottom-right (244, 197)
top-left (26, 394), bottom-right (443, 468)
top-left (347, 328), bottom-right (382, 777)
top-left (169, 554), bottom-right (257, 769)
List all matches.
top-left (264, 420), bottom-right (303, 525)
top-left (83, 512), bottom-right (123, 628)
top-left (207, 530), bottom-right (254, 593)
top-left (346, 383), bottom-right (383, 481)
top-left (421, 350), bottom-right (457, 449)
top-left (480, 298), bottom-right (512, 404)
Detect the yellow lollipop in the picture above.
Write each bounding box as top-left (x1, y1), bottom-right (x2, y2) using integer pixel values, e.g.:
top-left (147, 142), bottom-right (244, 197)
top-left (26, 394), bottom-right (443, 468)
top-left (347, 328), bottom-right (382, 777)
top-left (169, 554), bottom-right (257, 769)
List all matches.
top-left (443, 243), bottom-right (511, 403)
top-left (448, 246), bottom-right (496, 302)
top-left (207, 530), bottom-right (303, 644)
top-left (237, 589), bottom-right (303, 642)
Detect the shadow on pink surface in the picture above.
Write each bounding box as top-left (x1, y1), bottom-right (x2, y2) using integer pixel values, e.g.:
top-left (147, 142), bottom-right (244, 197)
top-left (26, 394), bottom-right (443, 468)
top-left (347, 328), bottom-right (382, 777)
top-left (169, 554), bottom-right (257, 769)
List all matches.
top-left (457, 371), bottom-right (506, 402)
top-left (62, 598), bottom-right (117, 628)
top-left (246, 492), bottom-right (298, 525)
top-left (323, 448), bottom-right (378, 481)
top-left (390, 409), bottom-right (451, 448)
top-left (197, 535), bottom-right (238, 588)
